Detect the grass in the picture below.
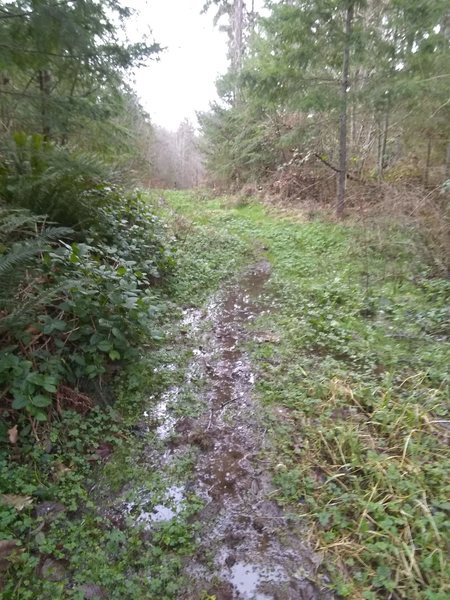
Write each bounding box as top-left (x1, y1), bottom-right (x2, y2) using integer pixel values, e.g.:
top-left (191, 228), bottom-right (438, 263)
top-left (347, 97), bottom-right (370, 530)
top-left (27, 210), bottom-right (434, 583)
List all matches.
top-left (167, 191), bottom-right (450, 600)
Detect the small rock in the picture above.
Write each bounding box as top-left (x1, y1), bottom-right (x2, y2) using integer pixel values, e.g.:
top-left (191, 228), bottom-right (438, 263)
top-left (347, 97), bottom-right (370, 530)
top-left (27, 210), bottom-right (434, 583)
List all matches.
top-left (40, 558), bottom-right (67, 582)
top-left (252, 518), bottom-right (265, 533)
top-left (35, 501), bottom-right (66, 521)
top-left (225, 553), bottom-right (236, 568)
top-left (78, 583), bottom-right (107, 599)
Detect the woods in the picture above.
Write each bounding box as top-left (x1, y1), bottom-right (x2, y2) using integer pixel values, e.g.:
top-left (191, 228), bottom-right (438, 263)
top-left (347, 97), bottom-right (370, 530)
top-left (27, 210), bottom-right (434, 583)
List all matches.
top-left (0, 5), bottom-right (182, 594)
top-left (0, 1), bottom-right (449, 599)
top-left (200, 0), bottom-right (450, 215)
top-left (0, 0), bottom-right (175, 421)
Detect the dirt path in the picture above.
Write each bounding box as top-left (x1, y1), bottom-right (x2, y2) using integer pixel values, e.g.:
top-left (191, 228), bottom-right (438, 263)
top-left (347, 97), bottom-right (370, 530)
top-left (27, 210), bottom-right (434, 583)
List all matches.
top-left (140, 262), bottom-right (333, 599)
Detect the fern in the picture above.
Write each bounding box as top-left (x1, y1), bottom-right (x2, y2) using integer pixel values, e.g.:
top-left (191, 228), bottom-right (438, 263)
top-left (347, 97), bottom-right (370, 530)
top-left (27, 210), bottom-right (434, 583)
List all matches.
top-left (0, 207), bottom-right (72, 308)
top-left (0, 136), bottom-right (115, 231)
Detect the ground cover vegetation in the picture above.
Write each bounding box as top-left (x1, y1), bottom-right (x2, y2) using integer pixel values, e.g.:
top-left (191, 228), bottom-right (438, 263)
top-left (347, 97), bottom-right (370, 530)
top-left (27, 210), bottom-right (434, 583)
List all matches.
top-left (0, 1), bottom-right (182, 596)
top-left (195, 8), bottom-right (450, 594)
top-left (168, 192), bottom-right (449, 600)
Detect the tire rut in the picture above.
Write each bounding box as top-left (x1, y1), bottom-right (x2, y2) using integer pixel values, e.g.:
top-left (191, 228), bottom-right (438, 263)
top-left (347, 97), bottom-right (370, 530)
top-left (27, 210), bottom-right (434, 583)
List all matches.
top-left (171, 261), bottom-right (333, 600)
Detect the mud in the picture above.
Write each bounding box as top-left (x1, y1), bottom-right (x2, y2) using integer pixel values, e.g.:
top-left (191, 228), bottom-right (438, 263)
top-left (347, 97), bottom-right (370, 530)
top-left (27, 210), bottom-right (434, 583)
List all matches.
top-left (137, 261), bottom-right (332, 598)
top-left (170, 262), bottom-right (331, 599)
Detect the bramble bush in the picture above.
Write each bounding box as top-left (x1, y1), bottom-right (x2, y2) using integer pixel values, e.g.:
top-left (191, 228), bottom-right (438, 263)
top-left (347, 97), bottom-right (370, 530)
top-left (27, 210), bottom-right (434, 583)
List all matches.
top-left (0, 135), bottom-right (176, 433)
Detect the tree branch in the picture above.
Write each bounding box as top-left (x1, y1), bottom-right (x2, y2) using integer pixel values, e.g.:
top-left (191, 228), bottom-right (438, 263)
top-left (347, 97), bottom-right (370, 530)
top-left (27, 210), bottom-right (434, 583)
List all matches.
top-left (313, 152), bottom-right (362, 182)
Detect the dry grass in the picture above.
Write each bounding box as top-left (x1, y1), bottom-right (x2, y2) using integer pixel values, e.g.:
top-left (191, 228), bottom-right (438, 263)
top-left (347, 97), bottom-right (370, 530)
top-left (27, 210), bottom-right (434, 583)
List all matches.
top-left (353, 183), bottom-right (450, 278)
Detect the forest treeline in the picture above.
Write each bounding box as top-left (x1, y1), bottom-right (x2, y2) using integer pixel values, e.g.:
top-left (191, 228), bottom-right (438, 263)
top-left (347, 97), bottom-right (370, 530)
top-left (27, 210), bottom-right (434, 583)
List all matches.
top-left (200, 0), bottom-right (450, 213)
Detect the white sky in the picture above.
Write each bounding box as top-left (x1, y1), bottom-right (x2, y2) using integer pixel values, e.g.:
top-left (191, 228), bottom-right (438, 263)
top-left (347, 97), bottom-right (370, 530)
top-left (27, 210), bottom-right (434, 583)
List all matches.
top-left (124, 0), bottom-right (229, 131)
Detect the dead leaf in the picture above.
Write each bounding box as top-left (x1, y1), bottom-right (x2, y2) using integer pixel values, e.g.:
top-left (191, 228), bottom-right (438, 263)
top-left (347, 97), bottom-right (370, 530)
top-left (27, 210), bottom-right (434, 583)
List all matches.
top-left (88, 442), bottom-right (114, 462)
top-left (39, 557), bottom-right (68, 582)
top-left (0, 540), bottom-right (20, 559)
top-left (78, 584), bottom-right (107, 599)
top-left (1, 494), bottom-right (33, 511)
top-left (0, 540), bottom-right (22, 572)
top-left (52, 462), bottom-right (72, 480)
top-left (7, 425), bottom-right (18, 444)
top-left (255, 332), bottom-right (281, 344)
top-left (26, 325), bottom-right (40, 335)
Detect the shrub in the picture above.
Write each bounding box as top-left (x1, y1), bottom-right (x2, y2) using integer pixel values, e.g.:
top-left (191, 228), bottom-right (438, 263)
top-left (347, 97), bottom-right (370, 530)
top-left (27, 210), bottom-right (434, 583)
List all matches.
top-left (0, 159), bottom-right (176, 427)
top-left (0, 133), bottom-right (113, 231)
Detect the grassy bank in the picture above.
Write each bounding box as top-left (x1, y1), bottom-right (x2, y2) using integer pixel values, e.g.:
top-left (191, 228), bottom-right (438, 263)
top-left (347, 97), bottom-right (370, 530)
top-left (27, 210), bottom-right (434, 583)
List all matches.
top-left (169, 191), bottom-right (449, 599)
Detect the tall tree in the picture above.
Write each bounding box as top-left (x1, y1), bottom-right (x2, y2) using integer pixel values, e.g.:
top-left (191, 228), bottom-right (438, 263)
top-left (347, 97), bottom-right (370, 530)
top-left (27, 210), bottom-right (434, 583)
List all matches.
top-left (201, 0), bottom-right (450, 200)
top-left (0, 0), bottom-right (160, 143)
top-left (337, 1), bottom-right (355, 217)
top-left (203, 0), bottom-right (255, 104)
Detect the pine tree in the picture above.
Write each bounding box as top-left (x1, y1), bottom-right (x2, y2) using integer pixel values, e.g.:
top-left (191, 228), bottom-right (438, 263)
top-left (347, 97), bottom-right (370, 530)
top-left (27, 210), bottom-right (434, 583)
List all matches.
top-left (0, 0), bottom-right (160, 144)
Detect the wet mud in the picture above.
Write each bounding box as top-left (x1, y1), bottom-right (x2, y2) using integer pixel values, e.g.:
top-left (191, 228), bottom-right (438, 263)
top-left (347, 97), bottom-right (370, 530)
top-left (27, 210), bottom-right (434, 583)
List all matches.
top-left (141, 261), bottom-right (333, 599)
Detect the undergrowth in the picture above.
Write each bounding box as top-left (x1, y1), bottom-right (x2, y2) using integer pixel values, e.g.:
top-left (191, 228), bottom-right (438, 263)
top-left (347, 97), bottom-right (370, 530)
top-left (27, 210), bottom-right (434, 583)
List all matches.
top-left (2, 186), bottom-right (448, 598)
top-left (0, 184), bottom-right (254, 597)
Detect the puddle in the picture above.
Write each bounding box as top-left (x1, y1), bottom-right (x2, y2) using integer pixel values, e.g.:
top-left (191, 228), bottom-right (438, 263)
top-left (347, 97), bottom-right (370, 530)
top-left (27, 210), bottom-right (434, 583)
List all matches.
top-left (124, 260), bottom-right (332, 599)
top-left (140, 485), bottom-right (185, 525)
top-left (153, 363), bottom-right (178, 373)
top-left (144, 386), bottom-right (180, 440)
top-left (126, 485), bottom-right (185, 528)
top-left (181, 307), bottom-right (204, 332)
top-left (229, 562), bottom-right (285, 600)
top-left (176, 261), bottom-right (333, 599)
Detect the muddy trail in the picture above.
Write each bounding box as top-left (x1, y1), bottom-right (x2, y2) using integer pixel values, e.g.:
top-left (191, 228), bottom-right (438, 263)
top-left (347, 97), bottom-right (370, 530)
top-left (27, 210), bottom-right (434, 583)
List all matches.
top-left (133, 262), bottom-right (333, 599)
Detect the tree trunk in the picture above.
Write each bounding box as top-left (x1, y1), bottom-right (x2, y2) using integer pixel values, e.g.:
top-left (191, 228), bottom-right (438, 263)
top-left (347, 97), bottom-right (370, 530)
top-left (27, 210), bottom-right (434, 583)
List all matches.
top-left (377, 117), bottom-right (383, 181)
top-left (424, 137), bottom-right (432, 187)
top-left (232, 0), bottom-right (245, 104)
top-left (377, 98), bottom-right (390, 181)
top-left (38, 69), bottom-right (51, 140)
top-left (0, 72), bottom-right (11, 133)
top-left (446, 140), bottom-right (450, 180)
top-left (380, 97), bottom-right (390, 174)
top-left (337, 1), bottom-right (354, 218)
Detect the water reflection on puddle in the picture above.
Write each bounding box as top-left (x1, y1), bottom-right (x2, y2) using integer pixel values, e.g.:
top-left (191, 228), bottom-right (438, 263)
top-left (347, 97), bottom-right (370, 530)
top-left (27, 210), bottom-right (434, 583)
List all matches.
top-left (127, 485), bottom-right (185, 528)
top-left (229, 561), bottom-right (285, 600)
top-left (144, 387), bottom-right (180, 440)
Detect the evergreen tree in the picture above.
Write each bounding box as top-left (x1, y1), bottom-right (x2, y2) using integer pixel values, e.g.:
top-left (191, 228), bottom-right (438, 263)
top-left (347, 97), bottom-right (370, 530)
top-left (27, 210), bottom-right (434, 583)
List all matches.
top-left (0, 0), bottom-right (160, 144)
top-left (201, 0), bottom-right (450, 207)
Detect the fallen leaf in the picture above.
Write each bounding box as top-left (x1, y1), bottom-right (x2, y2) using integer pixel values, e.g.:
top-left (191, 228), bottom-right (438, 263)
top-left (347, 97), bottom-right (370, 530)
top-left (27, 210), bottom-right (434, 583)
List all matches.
top-left (7, 425), bottom-right (18, 444)
top-left (78, 584), bottom-right (107, 599)
top-left (40, 558), bottom-right (68, 582)
top-left (0, 540), bottom-right (20, 559)
top-left (90, 442), bottom-right (114, 461)
top-left (1, 494), bottom-right (33, 511)
top-left (0, 540), bottom-right (22, 572)
top-left (52, 462), bottom-right (72, 480)
top-left (26, 325), bottom-right (40, 335)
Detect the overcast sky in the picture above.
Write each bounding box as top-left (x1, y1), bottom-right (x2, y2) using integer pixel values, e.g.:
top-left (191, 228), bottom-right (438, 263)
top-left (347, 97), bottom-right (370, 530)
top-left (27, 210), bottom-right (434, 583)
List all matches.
top-left (124, 0), bottom-right (229, 131)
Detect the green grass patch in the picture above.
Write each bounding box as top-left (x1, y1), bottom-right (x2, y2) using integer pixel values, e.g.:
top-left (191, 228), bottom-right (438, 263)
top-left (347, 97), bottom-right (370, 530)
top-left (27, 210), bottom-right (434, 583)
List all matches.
top-left (2, 190), bottom-right (448, 599)
top-left (168, 191), bottom-right (450, 599)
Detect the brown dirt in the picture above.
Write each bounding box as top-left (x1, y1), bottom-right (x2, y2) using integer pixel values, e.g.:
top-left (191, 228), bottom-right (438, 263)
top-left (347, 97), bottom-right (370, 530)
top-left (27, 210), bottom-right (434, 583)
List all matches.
top-left (168, 262), bottom-right (334, 600)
